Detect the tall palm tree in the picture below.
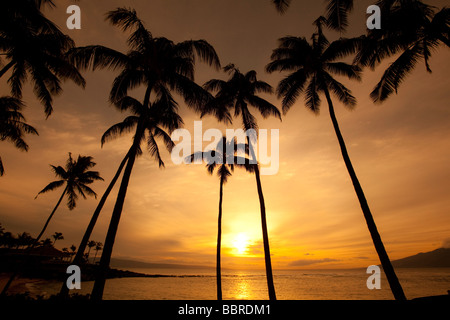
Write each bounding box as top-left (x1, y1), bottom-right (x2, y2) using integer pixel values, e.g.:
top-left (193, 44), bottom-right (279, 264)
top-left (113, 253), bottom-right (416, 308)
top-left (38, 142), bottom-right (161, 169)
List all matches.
top-left (266, 22), bottom-right (406, 300)
top-left (187, 137), bottom-right (255, 300)
top-left (34, 153), bottom-right (103, 245)
top-left (201, 64), bottom-right (281, 300)
top-left (65, 7), bottom-right (220, 300)
top-left (0, 97), bottom-right (38, 176)
top-left (52, 232), bottom-right (64, 246)
top-left (356, 1), bottom-right (450, 102)
top-left (91, 95), bottom-right (182, 300)
top-left (0, 0), bottom-right (85, 116)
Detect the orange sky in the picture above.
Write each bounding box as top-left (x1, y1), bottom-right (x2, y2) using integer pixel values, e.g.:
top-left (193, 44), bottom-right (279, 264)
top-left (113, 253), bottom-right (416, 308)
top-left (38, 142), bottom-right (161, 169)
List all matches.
top-left (1, 0), bottom-right (449, 270)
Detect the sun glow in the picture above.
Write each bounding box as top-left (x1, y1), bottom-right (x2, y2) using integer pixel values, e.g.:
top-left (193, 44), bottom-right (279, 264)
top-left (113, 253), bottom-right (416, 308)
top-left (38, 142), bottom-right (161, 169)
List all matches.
top-left (232, 233), bottom-right (250, 255)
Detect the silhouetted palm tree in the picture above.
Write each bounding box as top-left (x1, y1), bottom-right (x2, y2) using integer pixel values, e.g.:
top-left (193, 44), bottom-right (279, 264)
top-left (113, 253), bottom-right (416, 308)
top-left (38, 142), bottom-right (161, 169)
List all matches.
top-left (93, 242), bottom-right (103, 264)
top-left (202, 64), bottom-right (281, 300)
top-left (0, 0), bottom-right (85, 116)
top-left (34, 153), bottom-right (103, 245)
top-left (59, 148), bottom-right (132, 298)
top-left (356, 1), bottom-right (450, 102)
top-left (86, 240), bottom-right (96, 263)
top-left (266, 21), bottom-right (406, 300)
top-left (66, 7), bottom-right (220, 300)
top-left (187, 137), bottom-right (255, 300)
top-left (0, 97), bottom-right (38, 176)
top-left (91, 94), bottom-right (182, 299)
top-left (52, 232), bottom-right (64, 246)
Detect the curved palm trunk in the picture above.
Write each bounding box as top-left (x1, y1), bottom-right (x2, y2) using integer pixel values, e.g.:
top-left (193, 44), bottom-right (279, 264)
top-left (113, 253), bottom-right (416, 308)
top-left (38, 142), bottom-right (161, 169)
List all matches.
top-left (59, 150), bottom-right (130, 298)
top-left (34, 187), bottom-right (68, 245)
top-left (216, 176), bottom-right (224, 300)
top-left (247, 136), bottom-right (276, 300)
top-left (1, 186), bottom-right (67, 295)
top-left (91, 147), bottom-right (138, 300)
top-left (323, 88), bottom-right (406, 301)
top-left (91, 118), bottom-right (146, 300)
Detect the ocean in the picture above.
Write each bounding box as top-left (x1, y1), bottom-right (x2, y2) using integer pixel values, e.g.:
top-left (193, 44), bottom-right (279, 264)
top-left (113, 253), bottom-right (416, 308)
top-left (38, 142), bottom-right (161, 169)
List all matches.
top-left (21, 268), bottom-right (450, 300)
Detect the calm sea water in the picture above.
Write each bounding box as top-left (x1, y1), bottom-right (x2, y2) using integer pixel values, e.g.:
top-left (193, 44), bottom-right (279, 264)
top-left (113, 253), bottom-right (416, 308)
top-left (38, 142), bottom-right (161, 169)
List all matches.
top-left (22, 268), bottom-right (450, 300)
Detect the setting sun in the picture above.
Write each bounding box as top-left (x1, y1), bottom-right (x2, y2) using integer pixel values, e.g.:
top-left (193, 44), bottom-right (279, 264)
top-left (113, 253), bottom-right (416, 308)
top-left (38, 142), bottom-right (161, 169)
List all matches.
top-left (232, 233), bottom-right (250, 255)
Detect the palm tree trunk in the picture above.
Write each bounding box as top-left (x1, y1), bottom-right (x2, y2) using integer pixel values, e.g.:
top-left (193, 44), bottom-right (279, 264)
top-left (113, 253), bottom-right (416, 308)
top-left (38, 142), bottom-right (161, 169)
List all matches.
top-left (216, 176), bottom-right (224, 300)
top-left (59, 150), bottom-right (130, 298)
top-left (1, 186), bottom-right (67, 296)
top-left (34, 187), bottom-right (68, 246)
top-left (323, 87), bottom-right (406, 301)
top-left (90, 146), bottom-right (138, 300)
top-left (0, 61), bottom-right (14, 79)
top-left (90, 121), bottom-right (145, 300)
top-left (247, 136), bottom-right (276, 300)
top-left (91, 86), bottom-right (152, 301)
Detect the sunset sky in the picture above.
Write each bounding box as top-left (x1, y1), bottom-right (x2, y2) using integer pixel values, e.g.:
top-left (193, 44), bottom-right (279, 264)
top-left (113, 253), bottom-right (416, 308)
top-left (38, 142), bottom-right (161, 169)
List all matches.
top-left (1, 0), bottom-right (449, 271)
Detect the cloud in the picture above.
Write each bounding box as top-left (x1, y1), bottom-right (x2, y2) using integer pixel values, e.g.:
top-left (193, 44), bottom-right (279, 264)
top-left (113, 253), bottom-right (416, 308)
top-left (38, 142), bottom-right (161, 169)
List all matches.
top-left (288, 258), bottom-right (340, 267)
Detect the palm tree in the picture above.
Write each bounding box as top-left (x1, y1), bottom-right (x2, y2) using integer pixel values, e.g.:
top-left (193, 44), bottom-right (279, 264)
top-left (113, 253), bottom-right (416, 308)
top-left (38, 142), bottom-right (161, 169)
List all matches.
top-left (86, 240), bottom-right (96, 263)
top-left (58, 148), bottom-right (132, 298)
top-left (33, 153), bottom-right (103, 246)
top-left (266, 21), bottom-right (406, 300)
top-left (65, 8), bottom-right (220, 300)
top-left (187, 137), bottom-right (255, 300)
top-left (201, 64), bottom-right (281, 300)
top-left (0, 0), bottom-right (85, 116)
top-left (0, 97), bottom-right (38, 176)
top-left (91, 94), bottom-right (182, 300)
top-left (356, 1), bottom-right (450, 102)
top-left (93, 242), bottom-right (103, 264)
top-left (51, 232), bottom-right (64, 246)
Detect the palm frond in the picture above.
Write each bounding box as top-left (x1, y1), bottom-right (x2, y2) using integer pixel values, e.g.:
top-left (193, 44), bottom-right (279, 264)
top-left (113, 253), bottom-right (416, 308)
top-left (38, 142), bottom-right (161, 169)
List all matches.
top-left (101, 116), bottom-right (139, 146)
top-left (325, 0), bottom-right (354, 32)
top-left (147, 132), bottom-right (164, 168)
top-left (66, 45), bottom-right (128, 72)
top-left (325, 62), bottom-right (362, 80)
top-left (176, 40), bottom-right (221, 70)
top-left (305, 76), bottom-right (321, 113)
top-left (35, 180), bottom-right (65, 198)
top-left (272, 0), bottom-right (291, 14)
top-left (276, 69), bottom-right (308, 113)
top-left (323, 72), bottom-right (357, 107)
top-left (370, 42), bottom-right (422, 103)
top-left (246, 95), bottom-right (281, 120)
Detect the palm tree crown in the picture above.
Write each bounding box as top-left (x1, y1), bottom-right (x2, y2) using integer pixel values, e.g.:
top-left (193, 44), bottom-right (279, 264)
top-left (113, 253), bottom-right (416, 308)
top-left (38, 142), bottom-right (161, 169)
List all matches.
top-left (0, 97), bottom-right (38, 176)
top-left (36, 153), bottom-right (103, 210)
top-left (68, 7), bottom-right (220, 111)
top-left (356, 1), bottom-right (450, 102)
top-left (0, 1), bottom-right (85, 116)
top-left (266, 22), bottom-right (362, 114)
top-left (202, 64), bottom-right (281, 131)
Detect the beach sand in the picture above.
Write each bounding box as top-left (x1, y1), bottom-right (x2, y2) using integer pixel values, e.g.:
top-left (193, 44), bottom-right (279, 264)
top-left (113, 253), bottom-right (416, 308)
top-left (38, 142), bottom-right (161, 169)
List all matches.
top-left (0, 273), bottom-right (51, 296)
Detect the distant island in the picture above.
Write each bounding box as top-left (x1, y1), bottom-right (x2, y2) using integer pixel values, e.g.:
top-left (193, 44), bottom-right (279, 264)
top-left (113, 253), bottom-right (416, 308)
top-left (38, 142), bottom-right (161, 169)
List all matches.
top-left (389, 248), bottom-right (450, 268)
